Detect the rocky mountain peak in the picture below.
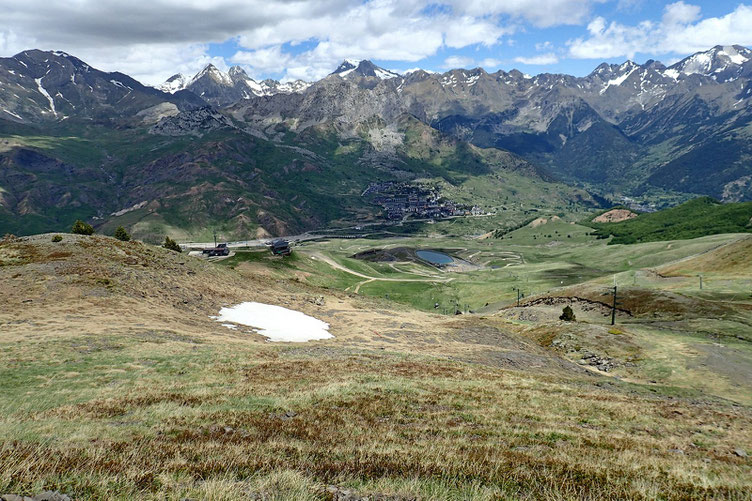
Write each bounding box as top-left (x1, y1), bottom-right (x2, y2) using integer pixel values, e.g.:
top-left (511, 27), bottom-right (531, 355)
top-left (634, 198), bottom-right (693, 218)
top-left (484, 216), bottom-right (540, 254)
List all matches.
top-left (192, 64), bottom-right (233, 86)
top-left (228, 65), bottom-right (249, 79)
top-left (670, 44), bottom-right (752, 82)
top-left (331, 59), bottom-right (400, 79)
top-left (159, 73), bottom-right (189, 93)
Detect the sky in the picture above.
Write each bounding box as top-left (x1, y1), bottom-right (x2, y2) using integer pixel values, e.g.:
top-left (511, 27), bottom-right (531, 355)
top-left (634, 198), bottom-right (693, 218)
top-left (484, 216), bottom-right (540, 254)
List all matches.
top-left (1, 0), bottom-right (752, 85)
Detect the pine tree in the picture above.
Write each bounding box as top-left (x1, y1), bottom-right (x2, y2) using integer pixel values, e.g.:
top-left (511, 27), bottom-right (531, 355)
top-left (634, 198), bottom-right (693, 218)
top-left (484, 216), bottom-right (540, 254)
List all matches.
top-left (114, 226), bottom-right (131, 242)
top-left (71, 220), bottom-right (94, 235)
top-left (163, 236), bottom-right (182, 253)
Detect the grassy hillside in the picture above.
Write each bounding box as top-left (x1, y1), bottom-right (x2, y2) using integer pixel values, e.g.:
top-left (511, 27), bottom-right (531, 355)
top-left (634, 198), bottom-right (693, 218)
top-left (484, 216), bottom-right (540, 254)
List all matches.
top-left (0, 118), bottom-right (598, 242)
top-left (586, 197), bottom-right (752, 244)
top-left (2, 233), bottom-right (751, 499)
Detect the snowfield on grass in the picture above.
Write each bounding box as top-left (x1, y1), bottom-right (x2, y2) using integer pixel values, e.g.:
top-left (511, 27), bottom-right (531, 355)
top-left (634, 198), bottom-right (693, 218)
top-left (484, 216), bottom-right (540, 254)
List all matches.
top-left (214, 302), bottom-right (333, 342)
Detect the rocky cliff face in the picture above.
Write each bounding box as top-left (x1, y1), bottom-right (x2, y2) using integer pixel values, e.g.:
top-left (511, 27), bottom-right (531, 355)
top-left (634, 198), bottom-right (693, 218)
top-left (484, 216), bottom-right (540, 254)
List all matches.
top-left (159, 64), bottom-right (311, 107)
top-left (225, 48), bottom-right (752, 200)
top-left (0, 50), bottom-right (204, 123)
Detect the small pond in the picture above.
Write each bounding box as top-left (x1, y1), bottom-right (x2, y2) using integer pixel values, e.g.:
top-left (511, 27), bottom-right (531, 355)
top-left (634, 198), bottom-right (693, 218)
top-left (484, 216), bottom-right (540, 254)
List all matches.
top-left (416, 249), bottom-right (454, 265)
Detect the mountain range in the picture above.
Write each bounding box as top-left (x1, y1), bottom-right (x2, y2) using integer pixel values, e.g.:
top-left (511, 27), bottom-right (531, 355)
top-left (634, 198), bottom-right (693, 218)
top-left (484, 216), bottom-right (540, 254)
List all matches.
top-left (1, 45), bottom-right (751, 240)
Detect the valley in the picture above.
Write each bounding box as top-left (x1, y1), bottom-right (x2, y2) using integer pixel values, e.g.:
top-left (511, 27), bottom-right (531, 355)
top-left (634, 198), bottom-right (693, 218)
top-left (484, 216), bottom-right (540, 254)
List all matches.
top-left (2, 41), bottom-right (752, 500)
top-left (3, 45), bottom-right (752, 242)
top-left (2, 209), bottom-right (752, 499)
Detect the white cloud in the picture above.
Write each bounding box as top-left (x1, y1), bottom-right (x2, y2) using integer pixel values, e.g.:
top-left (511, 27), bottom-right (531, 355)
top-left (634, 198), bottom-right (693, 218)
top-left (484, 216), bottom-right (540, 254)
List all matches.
top-left (568, 2), bottom-right (752, 60)
top-left (662, 1), bottom-right (701, 25)
top-left (514, 53), bottom-right (560, 65)
top-left (447, 0), bottom-right (606, 28)
top-left (480, 58), bottom-right (502, 68)
top-left (443, 16), bottom-right (508, 48)
top-left (231, 46), bottom-right (293, 79)
top-left (0, 0), bottom-right (607, 84)
top-left (442, 55), bottom-right (476, 69)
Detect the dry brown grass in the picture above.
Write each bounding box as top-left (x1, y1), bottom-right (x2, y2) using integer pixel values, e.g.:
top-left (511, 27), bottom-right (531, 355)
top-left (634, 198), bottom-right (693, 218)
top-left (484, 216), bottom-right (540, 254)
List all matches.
top-left (1, 235), bottom-right (751, 500)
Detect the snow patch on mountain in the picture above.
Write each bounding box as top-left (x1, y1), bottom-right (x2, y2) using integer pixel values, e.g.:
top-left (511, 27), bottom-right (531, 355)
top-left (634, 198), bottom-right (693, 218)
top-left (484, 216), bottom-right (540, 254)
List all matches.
top-left (720, 45), bottom-right (749, 65)
top-left (159, 74), bottom-right (189, 93)
top-left (191, 64), bottom-right (233, 86)
top-left (34, 77), bottom-right (56, 116)
top-left (374, 67), bottom-right (400, 79)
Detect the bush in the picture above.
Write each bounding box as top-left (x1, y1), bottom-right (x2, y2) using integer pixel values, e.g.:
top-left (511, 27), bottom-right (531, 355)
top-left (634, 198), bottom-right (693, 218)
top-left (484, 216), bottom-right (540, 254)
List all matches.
top-left (163, 236), bottom-right (182, 253)
top-left (559, 305), bottom-right (576, 322)
top-left (71, 220), bottom-right (94, 235)
top-left (114, 226), bottom-right (131, 242)
top-left (51, 235), bottom-right (62, 242)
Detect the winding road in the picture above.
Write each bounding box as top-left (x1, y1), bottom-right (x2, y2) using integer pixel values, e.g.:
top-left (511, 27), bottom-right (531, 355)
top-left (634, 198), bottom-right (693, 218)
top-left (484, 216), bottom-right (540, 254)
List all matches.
top-left (308, 252), bottom-right (454, 293)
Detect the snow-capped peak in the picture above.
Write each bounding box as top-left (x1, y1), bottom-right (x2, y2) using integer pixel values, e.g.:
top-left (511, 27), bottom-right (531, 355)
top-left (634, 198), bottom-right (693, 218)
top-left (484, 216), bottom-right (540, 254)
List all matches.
top-left (191, 64), bottom-right (234, 86)
top-left (715, 45), bottom-right (751, 65)
top-left (228, 65), bottom-right (249, 78)
top-left (671, 45), bottom-right (752, 81)
top-left (599, 62), bottom-right (639, 94)
top-left (159, 73), bottom-right (189, 93)
top-left (403, 68), bottom-right (437, 75)
top-left (331, 59), bottom-right (401, 79)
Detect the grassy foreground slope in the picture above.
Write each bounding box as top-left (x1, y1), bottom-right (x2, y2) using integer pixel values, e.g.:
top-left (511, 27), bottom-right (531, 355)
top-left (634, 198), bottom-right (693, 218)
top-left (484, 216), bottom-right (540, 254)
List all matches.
top-left (1, 234), bottom-right (751, 500)
top-left (587, 197), bottom-right (752, 244)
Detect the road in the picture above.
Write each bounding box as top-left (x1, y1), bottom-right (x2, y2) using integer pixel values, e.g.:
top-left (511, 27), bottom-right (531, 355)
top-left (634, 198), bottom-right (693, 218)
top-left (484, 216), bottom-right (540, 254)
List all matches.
top-left (180, 213), bottom-right (500, 249)
top-left (308, 252), bottom-right (453, 293)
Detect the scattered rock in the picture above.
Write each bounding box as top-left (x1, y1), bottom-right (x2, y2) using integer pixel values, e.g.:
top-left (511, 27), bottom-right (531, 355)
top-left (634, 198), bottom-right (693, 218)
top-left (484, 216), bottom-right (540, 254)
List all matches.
top-left (734, 448), bottom-right (748, 458)
top-left (309, 295), bottom-right (325, 306)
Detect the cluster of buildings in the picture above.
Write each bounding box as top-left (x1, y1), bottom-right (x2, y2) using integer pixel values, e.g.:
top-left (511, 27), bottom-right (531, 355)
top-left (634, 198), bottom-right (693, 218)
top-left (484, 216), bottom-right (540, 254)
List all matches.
top-left (363, 182), bottom-right (479, 221)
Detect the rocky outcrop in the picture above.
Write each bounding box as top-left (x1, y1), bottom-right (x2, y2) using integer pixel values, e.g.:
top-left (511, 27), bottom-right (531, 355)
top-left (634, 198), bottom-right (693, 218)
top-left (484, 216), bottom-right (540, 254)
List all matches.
top-left (150, 107), bottom-right (234, 136)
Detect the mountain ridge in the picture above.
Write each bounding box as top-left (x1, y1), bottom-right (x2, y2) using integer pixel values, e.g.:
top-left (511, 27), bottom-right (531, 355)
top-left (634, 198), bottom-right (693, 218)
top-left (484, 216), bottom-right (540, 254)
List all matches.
top-left (2, 44), bottom-right (752, 240)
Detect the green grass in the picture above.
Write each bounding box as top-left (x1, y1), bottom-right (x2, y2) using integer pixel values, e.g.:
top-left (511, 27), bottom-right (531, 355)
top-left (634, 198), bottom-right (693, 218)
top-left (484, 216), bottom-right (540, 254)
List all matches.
top-left (277, 227), bottom-right (743, 314)
top-left (3, 229), bottom-right (752, 499)
top-left (2, 333), bottom-right (751, 500)
top-left (586, 197), bottom-right (752, 244)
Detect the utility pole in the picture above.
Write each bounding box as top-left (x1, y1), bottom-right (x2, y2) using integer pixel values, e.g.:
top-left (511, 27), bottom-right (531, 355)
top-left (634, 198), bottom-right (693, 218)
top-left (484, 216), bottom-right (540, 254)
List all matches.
top-left (611, 286), bottom-right (618, 326)
top-left (699, 274), bottom-right (703, 290)
top-left (213, 229), bottom-right (217, 247)
top-left (513, 287), bottom-right (522, 307)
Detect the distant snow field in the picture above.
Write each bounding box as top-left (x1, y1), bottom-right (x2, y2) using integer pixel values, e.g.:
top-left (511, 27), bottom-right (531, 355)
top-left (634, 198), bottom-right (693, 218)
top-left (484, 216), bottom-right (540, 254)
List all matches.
top-left (213, 302), bottom-right (333, 342)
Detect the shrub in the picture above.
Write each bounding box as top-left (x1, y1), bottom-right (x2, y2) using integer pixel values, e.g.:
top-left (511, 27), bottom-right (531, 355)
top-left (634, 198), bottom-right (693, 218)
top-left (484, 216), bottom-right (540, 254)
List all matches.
top-left (52, 235), bottom-right (62, 242)
top-left (163, 236), bottom-right (182, 253)
top-left (71, 220), bottom-right (94, 235)
top-left (559, 305), bottom-right (576, 322)
top-left (114, 226), bottom-right (131, 242)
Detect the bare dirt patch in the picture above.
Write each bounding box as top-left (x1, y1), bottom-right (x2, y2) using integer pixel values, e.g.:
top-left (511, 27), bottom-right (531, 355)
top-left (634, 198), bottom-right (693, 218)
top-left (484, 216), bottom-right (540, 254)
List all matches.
top-left (592, 209), bottom-right (638, 223)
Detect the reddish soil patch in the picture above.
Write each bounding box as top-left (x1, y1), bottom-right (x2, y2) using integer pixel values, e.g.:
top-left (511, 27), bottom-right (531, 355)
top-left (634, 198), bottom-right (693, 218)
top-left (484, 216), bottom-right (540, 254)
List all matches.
top-left (592, 209), bottom-right (638, 223)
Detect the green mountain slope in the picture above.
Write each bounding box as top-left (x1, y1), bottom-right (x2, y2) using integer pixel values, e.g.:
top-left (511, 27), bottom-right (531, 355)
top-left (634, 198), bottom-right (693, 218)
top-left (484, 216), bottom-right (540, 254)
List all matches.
top-left (586, 197), bottom-right (752, 244)
top-left (0, 116), bottom-right (597, 242)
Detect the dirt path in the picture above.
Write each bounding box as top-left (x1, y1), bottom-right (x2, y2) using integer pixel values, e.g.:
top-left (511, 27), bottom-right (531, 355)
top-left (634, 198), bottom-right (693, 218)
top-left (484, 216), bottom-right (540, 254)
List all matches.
top-left (309, 252), bottom-right (453, 286)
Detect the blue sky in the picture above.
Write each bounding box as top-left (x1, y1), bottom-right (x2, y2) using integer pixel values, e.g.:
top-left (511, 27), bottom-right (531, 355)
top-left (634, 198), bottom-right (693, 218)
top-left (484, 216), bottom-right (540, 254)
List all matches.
top-left (2, 1), bottom-right (752, 84)
top-left (213, 1), bottom-right (752, 80)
